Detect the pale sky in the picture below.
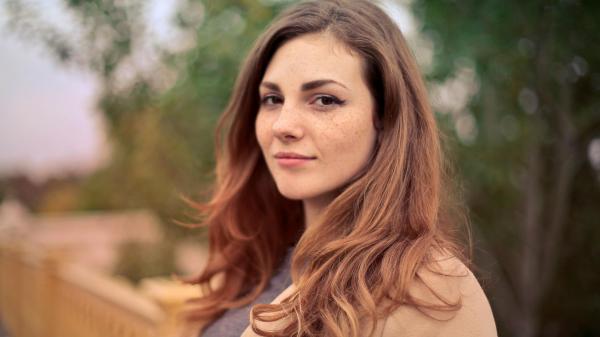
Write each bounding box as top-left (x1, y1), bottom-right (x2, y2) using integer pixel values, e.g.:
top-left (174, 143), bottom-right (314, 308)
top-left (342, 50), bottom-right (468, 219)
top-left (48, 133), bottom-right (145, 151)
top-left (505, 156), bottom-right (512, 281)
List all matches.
top-left (0, 0), bottom-right (417, 183)
top-left (0, 24), bottom-right (106, 182)
top-left (0, 0), bottom-right (182, 182)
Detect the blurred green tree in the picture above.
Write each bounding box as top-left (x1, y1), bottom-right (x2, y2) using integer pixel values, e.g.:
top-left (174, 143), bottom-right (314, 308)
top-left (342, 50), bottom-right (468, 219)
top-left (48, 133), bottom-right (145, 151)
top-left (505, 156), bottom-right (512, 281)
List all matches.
top-left (3, 0), bottom-right (291, 234)
top-left (113, 241), bottom-right (176, 284)
top-left (3, 0), bottom-right (291, 282)
top-left (411, 1), bottom-right (600, 336)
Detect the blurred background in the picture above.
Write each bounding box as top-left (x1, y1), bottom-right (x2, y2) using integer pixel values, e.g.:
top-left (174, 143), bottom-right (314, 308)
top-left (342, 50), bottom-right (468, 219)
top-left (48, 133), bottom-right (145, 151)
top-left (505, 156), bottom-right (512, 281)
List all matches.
top-left (0, 0), bottom-right (598, 336)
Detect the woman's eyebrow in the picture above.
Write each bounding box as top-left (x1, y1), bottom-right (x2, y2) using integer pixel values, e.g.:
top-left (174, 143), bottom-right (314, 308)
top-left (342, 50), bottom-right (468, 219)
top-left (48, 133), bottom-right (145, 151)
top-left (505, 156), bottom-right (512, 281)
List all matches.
top-left (260, 79), bottom-right (348, 92)
top-left (301, 79), bottom-right (348, 91)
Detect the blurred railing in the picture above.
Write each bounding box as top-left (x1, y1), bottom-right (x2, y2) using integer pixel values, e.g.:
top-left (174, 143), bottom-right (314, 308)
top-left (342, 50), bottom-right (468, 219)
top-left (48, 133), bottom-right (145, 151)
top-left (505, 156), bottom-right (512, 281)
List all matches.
top-left (0, 241), bottom-right (200, 337)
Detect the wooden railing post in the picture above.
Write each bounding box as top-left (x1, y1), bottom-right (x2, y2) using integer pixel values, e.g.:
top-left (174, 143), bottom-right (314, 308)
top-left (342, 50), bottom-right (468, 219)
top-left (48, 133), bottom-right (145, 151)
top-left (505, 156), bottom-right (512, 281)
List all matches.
top-left (0, 241), bottom-right (206, 337)
top-left (140, 278), bottom-right (201, 337)
top-left (39, 249), bottom-right (60, 337)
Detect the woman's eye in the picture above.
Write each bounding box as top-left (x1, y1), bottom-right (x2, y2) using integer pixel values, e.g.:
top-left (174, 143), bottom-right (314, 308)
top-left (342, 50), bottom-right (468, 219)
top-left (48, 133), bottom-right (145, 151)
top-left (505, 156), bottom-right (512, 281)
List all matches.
top-left (314, 95), bottom-right (345, 107)
top-left (261, 95), bottom-right (283, 106)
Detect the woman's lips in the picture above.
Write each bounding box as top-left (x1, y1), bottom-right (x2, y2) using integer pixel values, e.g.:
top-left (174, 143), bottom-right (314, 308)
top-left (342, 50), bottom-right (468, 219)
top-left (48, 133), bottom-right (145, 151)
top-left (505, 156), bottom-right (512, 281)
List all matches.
top-left (274, 152), bottom-right (316, 168)
top-left (275, 157), bottom-right (315, 167)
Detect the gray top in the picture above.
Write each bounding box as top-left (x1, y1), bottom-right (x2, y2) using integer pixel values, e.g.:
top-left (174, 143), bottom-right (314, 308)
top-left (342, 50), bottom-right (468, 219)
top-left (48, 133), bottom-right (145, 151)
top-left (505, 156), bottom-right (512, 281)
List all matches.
top-left (200, 249), bottom-right (293, 337)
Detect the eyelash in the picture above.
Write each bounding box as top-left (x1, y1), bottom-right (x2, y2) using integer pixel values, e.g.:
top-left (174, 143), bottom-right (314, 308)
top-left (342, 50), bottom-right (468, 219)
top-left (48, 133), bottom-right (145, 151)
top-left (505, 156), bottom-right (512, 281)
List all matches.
top-left (260, 94), bottom-right (346, 109)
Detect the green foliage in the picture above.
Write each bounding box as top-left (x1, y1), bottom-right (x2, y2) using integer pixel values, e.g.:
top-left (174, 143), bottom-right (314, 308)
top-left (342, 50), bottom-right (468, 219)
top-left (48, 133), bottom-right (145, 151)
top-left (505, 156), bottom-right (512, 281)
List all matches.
top-left (3, 0), bottom-right (294, 275)
top-left (113, 241), bottom-right (176, 284)
top-left (2, 0), bottom-right (293, 235)
top-left (412, 0), bottom-right (600, 336)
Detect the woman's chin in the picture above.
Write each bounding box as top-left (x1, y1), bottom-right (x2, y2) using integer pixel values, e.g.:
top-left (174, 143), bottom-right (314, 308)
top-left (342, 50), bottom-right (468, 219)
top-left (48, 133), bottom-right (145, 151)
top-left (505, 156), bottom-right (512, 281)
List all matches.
top-left (277, 190), bottom-right (309, 201)
top-left (275, 185), bottom-right (315, 201)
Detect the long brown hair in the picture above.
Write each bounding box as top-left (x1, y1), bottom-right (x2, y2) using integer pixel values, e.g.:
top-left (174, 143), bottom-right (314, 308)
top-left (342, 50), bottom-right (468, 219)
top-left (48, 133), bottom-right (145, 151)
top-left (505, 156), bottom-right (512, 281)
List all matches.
top-left (184, 1), bottom-right (467, 336)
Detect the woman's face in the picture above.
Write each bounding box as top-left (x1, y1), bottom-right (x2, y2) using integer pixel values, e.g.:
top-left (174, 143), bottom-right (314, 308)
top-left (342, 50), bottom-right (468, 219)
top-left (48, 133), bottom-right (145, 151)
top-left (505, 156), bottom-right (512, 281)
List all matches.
top-left (255, 32), bottom-right (378, 204)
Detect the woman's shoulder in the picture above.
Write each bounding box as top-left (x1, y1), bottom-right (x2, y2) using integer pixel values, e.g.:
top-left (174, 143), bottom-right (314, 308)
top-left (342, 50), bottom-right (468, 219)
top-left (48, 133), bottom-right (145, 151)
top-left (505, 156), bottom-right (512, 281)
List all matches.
top-left (379, 251), bottom-right (497, 337)
top-left (242, 251), bottom-right (498, 337)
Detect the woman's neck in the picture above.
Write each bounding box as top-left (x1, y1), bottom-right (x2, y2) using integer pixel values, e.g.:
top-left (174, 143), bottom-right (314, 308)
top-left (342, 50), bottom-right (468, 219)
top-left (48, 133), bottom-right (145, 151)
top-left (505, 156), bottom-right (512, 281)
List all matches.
top-left (302, 191), bottom-right (337, 228)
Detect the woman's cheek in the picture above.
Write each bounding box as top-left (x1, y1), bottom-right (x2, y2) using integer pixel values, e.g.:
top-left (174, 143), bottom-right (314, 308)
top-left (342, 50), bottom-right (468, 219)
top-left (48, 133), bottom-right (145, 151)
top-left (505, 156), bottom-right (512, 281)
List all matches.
top-left (255, 112), bottom-right (272, 150)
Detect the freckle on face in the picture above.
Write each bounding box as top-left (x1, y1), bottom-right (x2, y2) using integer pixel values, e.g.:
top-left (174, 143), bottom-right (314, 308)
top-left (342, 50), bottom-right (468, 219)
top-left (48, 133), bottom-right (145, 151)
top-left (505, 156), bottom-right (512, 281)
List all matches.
top-left (255, 32), bottom-right (377, 204)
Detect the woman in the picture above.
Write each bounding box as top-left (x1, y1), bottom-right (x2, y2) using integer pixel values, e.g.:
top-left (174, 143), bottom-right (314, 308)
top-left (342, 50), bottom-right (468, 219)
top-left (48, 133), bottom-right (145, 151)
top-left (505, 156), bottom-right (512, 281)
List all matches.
top-left (183, 1), bottom-right (497, 336)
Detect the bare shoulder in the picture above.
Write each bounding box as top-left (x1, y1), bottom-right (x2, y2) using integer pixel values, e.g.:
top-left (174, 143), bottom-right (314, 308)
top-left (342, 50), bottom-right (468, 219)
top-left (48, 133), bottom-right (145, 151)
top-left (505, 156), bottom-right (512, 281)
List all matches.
top-left (379, 252), bottom-right (497, 337)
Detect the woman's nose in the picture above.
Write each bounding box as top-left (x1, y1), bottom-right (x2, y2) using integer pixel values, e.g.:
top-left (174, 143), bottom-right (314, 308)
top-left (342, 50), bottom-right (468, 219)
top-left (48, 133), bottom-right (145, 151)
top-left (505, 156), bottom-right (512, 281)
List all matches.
top-left (272, 103), bottom-right (304, 142)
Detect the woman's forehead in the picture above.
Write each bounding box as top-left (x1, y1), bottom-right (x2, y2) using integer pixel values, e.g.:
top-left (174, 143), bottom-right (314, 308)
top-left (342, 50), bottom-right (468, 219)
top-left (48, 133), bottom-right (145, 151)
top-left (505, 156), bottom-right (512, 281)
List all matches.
top-left (261, 33), bottom-right (366, 92)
